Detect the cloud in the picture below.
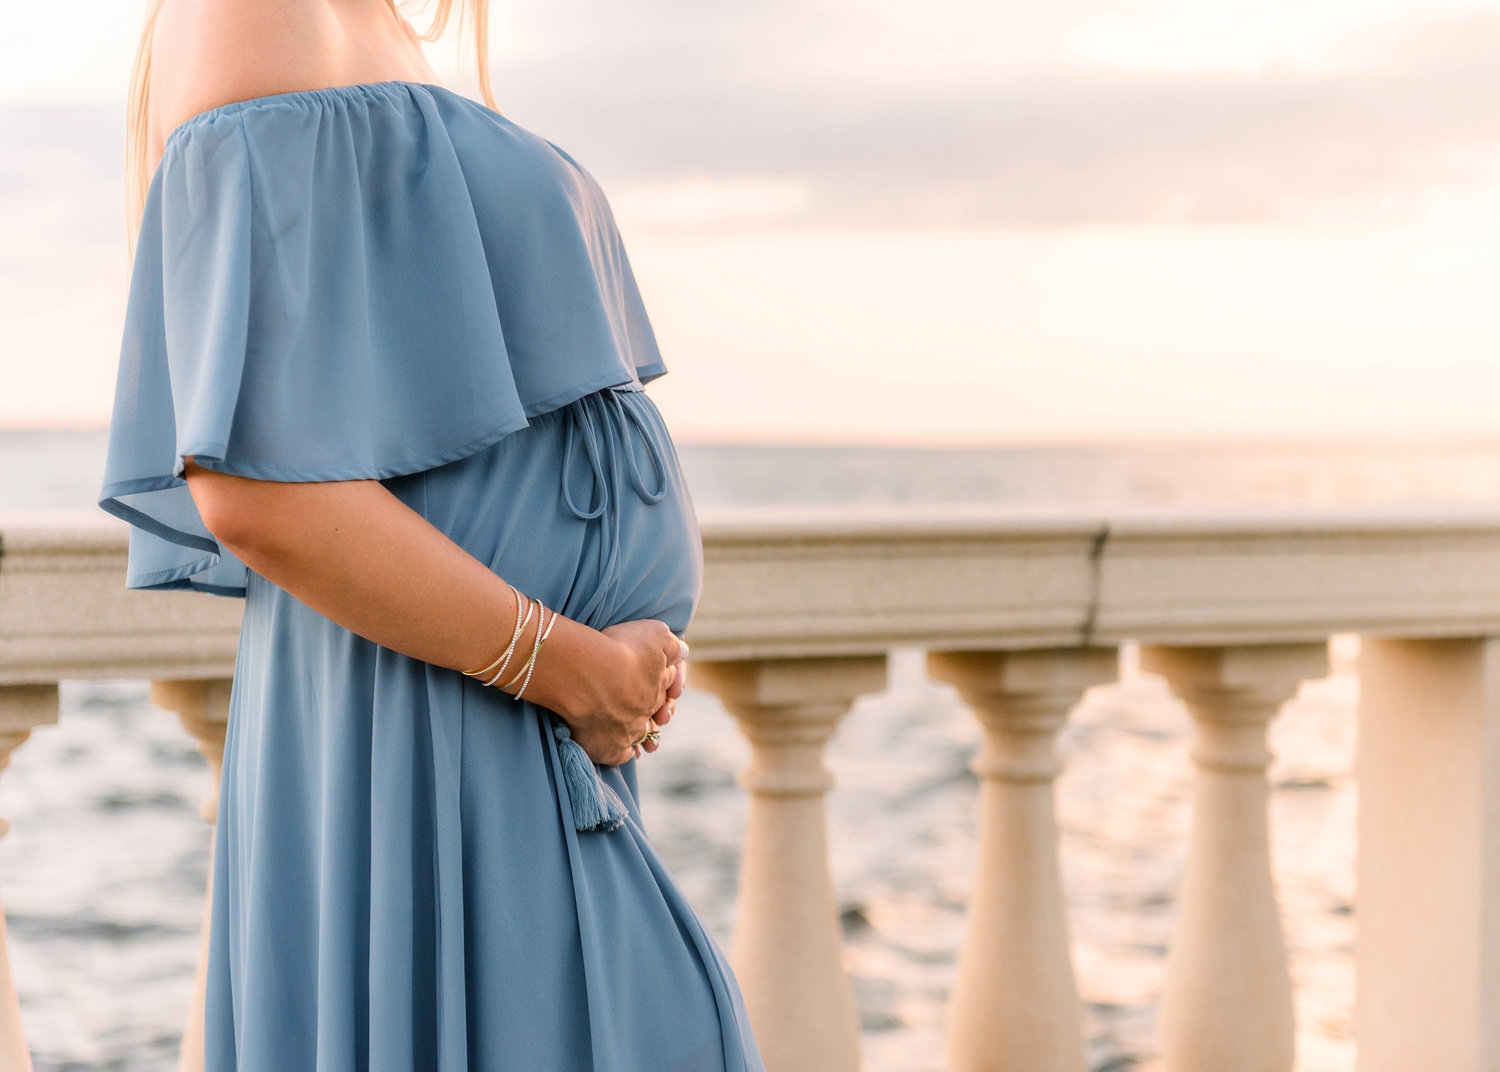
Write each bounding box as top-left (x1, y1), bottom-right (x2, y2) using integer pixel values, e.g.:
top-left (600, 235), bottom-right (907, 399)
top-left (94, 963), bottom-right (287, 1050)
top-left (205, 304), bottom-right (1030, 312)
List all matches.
top-left (491, 9), bottom-right (1500, 228)
top-left (13, 5), bottom-right (1500, 236)
top-left (0, 102), bottom-right (123, 292)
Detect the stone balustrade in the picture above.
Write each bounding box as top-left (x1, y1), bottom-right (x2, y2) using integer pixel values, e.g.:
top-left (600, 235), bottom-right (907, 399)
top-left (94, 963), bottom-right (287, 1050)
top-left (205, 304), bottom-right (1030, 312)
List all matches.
top-left (4, 502), bottom-right (1500, 1071)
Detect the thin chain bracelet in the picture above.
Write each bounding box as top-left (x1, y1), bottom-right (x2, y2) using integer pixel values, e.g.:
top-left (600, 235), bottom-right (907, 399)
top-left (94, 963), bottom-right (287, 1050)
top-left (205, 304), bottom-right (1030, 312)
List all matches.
top-left (482, 594), bottom-right (536, 687)
top-left (513, 606), bottom-right (558, 700)
top-left (500, 598), bottom-right (546, 693)
top-left (500, 597), bottom-right (547, 693)
top-left (463, 583), bottom-right (525, 681)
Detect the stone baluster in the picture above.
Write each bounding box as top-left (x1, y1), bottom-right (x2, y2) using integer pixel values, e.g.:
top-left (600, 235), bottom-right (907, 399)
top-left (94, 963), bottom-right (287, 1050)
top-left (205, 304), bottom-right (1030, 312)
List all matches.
top-left (0, 684), bottom-right (60, 1072)
top-left (926, 647), bottom-right (1118, 1072)
top-left (150, 679), bottom-right (233, 1072)
top-left (691, 655), bottom-right (887, 1072)
top-left (1354, 637), bottom-right (1500, 1072)
top-left (1138, 643), bottom-right (1329, 1072)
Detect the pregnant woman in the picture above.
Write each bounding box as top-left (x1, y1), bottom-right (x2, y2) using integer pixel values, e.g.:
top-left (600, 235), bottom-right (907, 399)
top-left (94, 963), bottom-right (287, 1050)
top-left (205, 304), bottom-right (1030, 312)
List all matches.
top-left (97, 1), bottom-right (764, 1068)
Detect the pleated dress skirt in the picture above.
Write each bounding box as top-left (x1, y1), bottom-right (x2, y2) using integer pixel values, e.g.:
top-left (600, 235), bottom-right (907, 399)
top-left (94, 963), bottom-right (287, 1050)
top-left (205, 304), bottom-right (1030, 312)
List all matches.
top-left (201, 383), bottom-right (763, 1071)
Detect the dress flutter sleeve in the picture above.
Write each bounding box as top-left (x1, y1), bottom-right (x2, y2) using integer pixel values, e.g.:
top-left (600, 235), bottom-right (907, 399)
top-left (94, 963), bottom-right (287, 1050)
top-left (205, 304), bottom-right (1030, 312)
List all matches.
top-left (98, 85), bottom-right (664, 596)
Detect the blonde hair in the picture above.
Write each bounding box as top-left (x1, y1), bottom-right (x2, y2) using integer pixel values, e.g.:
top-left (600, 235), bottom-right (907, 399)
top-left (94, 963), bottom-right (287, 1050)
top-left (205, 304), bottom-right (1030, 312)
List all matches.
top-left (124, 0), bottom-right (496, 261)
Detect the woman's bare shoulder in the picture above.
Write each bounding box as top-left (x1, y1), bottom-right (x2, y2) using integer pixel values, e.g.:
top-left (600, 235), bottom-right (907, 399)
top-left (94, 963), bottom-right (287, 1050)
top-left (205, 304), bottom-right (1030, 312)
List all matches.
top-left (148, 0), bottom-right (343, 162)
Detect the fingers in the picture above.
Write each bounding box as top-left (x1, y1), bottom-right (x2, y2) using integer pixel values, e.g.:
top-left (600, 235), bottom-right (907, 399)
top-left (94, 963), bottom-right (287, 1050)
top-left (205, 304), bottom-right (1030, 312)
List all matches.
top-left (605, 708), bottom-right (668, 764)
top-left (654, 639), bottom-right (687, 725)
top-left (663, 629), bottom-right (688, 662)
top-left (636, 710), bottom-right (665, 754)
top-left (664, 631), bottom-right (688, 702)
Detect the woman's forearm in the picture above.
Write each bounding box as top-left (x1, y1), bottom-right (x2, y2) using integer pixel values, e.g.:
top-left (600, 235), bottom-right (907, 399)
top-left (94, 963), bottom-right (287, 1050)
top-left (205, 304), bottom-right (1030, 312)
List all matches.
top-left (182, 460), bottom-right (611, 720)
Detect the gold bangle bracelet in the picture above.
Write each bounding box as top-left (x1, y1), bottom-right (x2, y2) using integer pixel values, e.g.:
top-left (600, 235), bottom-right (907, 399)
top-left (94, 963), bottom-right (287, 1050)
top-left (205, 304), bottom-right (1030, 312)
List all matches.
top-left (463, 583), bottom-right (524, 678)
top-left (480, 599), bottom-right (534, 692)
top-left (480, 596), bottom-right (536, 687)
top-left (513, 606), bottom-right (558, 700)
top-left (500, 597), bottom-right (546, 693)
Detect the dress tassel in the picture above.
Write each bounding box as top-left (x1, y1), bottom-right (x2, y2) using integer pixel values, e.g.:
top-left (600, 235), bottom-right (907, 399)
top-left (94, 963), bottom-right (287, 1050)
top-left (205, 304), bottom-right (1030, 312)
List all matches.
top-left (552, 720), bottom-right (628, 832)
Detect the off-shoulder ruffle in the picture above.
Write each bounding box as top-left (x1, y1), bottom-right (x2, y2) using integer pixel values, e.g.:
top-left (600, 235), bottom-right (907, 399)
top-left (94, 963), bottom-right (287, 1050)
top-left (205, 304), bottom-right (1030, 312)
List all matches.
top-left (98, 81), bottom-right (668, 596)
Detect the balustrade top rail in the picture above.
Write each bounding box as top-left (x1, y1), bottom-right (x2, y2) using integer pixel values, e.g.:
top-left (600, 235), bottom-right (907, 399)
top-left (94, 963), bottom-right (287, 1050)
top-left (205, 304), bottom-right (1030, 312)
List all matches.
top-left (4, 502), bottom-right (1500, 682)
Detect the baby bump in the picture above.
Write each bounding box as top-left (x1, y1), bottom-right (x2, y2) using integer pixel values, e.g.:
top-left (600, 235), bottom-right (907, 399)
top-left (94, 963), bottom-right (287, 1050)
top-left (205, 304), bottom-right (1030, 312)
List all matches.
top-left (410, 383), bottom-right (703, 637)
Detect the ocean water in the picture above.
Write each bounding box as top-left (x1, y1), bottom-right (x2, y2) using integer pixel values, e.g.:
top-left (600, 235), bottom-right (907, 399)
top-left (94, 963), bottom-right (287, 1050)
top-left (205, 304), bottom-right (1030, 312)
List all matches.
top-left (3, 428), bottom-right (1497, 1071)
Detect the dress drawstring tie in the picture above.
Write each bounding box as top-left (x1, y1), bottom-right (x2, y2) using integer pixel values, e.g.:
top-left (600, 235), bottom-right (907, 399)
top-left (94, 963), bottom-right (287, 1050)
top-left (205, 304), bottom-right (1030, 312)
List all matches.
top-left (549, 383), bottom-right (670, 832)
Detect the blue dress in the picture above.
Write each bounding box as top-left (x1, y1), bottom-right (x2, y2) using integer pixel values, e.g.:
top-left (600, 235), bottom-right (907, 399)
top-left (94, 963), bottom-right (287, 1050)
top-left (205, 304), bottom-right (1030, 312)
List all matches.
top-left (97, 79), bottom-right (763, 1071)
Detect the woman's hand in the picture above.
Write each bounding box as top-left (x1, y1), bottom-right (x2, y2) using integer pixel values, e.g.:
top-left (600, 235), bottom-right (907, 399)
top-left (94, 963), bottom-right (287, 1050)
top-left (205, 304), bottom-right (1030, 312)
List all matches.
top-left (554, 618), bottom-right (688, 766)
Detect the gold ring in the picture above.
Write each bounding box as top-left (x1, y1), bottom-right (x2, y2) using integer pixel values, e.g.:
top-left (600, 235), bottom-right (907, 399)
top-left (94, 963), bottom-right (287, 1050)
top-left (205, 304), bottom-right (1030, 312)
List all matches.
top-left (636, 726), bottom-right (662, 747)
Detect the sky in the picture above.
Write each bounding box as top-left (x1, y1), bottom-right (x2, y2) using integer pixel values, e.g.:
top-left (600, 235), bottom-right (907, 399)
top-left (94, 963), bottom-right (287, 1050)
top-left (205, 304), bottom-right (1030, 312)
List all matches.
top-left (1, 0), bottom-right (1498, 444)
